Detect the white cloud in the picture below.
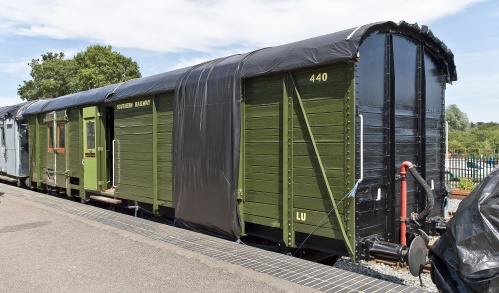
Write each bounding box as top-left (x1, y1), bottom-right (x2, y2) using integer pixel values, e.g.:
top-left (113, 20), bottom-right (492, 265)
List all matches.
top-left (445, 48), bottom-right (499, 123)
top-left (0, 0), bottom-right (483, 54)
top-left (0, 58), bottom-right (31, 74)
top-left (0, 96), bottom-right (23, 107)
top-left (168, 46), bottom-right (259, 70)
top-left (0, 46), bottom-right (80, 75)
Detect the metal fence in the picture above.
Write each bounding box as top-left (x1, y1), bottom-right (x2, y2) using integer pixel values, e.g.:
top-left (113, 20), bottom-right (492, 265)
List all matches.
top-left (445, 154), bottom-right (499, 188)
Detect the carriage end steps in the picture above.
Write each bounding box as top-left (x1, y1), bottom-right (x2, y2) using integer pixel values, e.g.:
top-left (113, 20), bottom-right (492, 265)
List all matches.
top-left (89, 195), bottom-right (122, 205)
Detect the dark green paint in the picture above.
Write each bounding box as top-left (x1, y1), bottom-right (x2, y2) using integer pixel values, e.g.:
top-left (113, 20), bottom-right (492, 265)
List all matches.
top-left (242, 64), bottom-right (356, 259)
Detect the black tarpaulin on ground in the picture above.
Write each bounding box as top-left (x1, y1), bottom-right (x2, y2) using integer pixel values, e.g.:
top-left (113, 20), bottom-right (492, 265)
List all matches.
top-left (173, 54), bottom-right (249, 240)
top-left (431, 166), bottom-right (499, 292)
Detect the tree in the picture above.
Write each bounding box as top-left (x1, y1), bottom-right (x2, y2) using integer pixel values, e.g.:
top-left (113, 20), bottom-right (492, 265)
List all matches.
top-left (18, 52), bottom-right (76, 100)
top-left (446, 104), bottom-right (470, 132)
top-left (73, 45), bottom-right (141, 92)
top-left (18, 45), bottom-right (141, 101)
top-left (449, 122), bottom-right (499, 155)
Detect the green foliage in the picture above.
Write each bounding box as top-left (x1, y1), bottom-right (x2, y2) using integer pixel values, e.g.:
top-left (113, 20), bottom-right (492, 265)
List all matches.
top-left (17, 52), bottom-right (76, 100)
top-left (18, 45), bottom-right (141, 101)
top-left (457, 177), bottom-right (478, 191)
top-left (449, 122), bottom-right (499, 156)
top-left (73, 45), bottom-right (141, 92)
top-left (446, 104), bottom-right (499, 156)
top-left (446, 104), bottom-right (470, 132)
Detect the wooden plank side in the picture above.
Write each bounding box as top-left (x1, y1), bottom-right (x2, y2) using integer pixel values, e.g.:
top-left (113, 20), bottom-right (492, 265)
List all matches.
top-left (290, 64), bottom-right (356, 255)
top-left (243, 74), bottom-right (282, 225)
top-left (156, 92), bottom-right (174, 207)
top-left (114, 98), bottom-right (154, 201)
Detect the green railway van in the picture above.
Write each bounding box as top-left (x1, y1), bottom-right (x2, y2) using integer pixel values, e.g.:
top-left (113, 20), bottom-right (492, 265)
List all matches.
top-left (24, 21), bottom-right (456, 264)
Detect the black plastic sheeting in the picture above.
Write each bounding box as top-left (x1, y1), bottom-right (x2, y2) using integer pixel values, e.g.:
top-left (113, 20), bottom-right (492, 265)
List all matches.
top-left (23, 84), bottom-right (119, 115)
top-left (431, 166), bottom-right (499, 292)
top-left (0, 101), bottom-right (36, 120)
top-left (106, 68), bottom-right (191, 102)
top-left (173, 54), bottom-right (250, 239)
top-left (13, 101), bottom-right (37, 120)
top-left (100, 20), bottom-right (457, 105)
top-left (241, 20), bottom-right (456, 82)
top-left (21, 20), bottom-right (456, 115)
top-left (0, 104), bottom-right (22, 118)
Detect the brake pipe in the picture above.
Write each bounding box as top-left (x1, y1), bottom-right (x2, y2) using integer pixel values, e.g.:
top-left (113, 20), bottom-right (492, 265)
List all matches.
top-left (398, 161), bottom-right (435, 246)
top-left (399, 161), bottom-right (412, 246)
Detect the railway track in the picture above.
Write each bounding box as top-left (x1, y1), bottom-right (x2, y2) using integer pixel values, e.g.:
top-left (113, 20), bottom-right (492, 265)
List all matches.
top-left (369, 259), bottom-right (432, 274)
top-left (369, 189), bottom-right (471, 276)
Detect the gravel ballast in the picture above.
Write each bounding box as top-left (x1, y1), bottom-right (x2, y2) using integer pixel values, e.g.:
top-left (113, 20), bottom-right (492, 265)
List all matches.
top-left (332, 198), bottom-right (463, 293)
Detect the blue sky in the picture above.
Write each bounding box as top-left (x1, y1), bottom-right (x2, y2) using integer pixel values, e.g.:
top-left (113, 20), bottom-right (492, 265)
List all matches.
top-left (0, 0), bottom-right (497, 122)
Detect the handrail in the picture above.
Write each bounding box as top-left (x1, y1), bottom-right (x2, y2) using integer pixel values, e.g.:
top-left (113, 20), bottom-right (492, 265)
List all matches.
top-left (112, 139), bottom-right (116, 187)
top-left (359, 114), bottom-right (364, 183)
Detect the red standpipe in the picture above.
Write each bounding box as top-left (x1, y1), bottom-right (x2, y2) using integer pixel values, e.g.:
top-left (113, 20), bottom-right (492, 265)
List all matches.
top-left (399, 161), bottom-right (413, 246)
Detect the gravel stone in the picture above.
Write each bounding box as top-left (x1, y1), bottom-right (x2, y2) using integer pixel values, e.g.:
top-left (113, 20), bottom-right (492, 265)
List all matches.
top-left (332, 198), bottom-right (463, 293)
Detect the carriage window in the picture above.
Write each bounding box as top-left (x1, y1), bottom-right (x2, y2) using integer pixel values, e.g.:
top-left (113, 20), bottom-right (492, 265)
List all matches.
top-left (48, 124), bottom-right (54, 152)
top-left (0, 126), bottom-right (4, 147)
top-left (58, 123), bottom-right (65, 152)
top-left (86, 121), bottom-right (95, 149)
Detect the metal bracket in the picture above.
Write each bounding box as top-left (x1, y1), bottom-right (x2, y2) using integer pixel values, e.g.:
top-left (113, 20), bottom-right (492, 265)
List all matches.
top-left (237, 189), bottom-right (244, 200)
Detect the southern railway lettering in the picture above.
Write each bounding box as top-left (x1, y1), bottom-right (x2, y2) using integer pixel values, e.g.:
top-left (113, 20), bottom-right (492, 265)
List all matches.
top-left (116, 99), bottom-right (150, 110)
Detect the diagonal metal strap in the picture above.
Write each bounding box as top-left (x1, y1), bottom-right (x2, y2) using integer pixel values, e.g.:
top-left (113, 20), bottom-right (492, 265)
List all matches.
top-left (289, 73), bottom-right (354, 257)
